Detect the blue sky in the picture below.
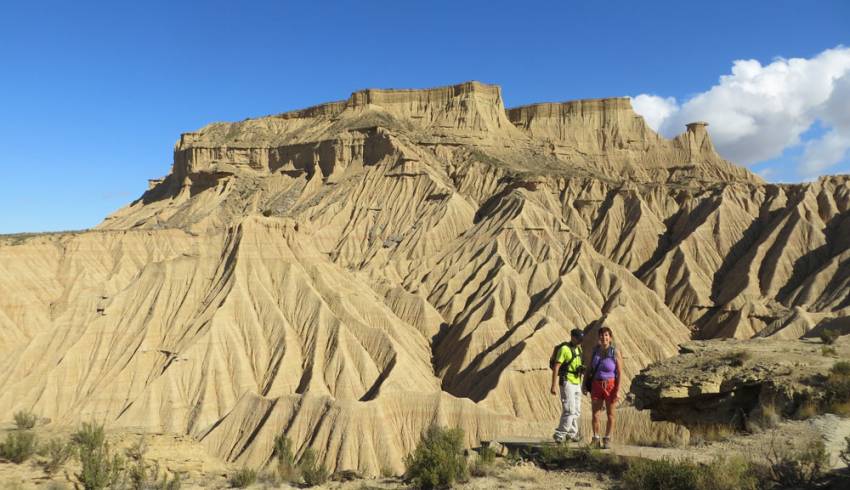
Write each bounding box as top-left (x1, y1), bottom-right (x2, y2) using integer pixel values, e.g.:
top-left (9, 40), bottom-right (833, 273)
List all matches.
top-left (1, 1), bottom-right (848, 233)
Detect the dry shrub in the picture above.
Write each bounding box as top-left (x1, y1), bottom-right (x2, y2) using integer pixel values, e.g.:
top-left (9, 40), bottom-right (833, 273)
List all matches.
top-left (125, 438), bottom-right (181, 490)
top-left (825, 361), bottom-right (850, 416)
top-left (794, 397), bottom-right (820, 419)
top-left (470, 446), bottom-right (497, 477)
top-left (622, 456), bottom-right (759, 490)
top-left (697, 456), bottom-right (761, 490)
top-left (404, 425), bottom-right (468, 489)
top-left (0, 431), bottom-right (37, 464)
top-left (840, 436), bottom-right (850, 468)
top-left (727, 350), bottom-right (752, 367)
top-left (688, 423), bottom-right (735, 446)
top-left (228, 468), bottom-right (256, 488)
top-left (622, 458), bottom-right (700, 490)
top-left (13, 410), bottom-right (37, 430)
top-left (748, 402), bottom-right (780, 431)
top-left (272, 433), bottom-right (299, 482)
top-left (764, 436), bottom-right (828, 487)
top-left (42, 437), bottom-right (74, 475)
top-left (820, 329), bottom-right (840, 345)
top-left (299, 448), bottom-right (329, 487)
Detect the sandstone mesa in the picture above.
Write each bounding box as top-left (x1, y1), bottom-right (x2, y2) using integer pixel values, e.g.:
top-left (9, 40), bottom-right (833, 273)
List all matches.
top-left (1, 81), bottom-right (848, 476)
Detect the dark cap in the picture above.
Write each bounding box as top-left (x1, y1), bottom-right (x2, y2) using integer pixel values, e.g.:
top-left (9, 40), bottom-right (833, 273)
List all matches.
top-left (570, 328), bottom-right (584, 340)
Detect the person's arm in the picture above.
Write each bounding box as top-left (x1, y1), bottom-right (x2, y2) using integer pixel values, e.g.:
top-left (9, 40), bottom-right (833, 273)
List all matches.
top-left (613, 349), bottom-right (624, 401)
top-left (551, 362), bottom-right (561, 395)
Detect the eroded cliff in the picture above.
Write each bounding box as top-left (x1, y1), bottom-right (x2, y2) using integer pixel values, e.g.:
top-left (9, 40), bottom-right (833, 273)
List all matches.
top-left (1, 81), bottom-right (847, 475)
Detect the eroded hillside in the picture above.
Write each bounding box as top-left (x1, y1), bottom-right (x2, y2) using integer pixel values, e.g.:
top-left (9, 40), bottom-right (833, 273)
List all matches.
top-left (1, 81), bottom-right (848, 475)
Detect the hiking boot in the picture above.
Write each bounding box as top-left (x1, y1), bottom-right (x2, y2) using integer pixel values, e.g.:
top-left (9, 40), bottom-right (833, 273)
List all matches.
top-left (591, 435), bottom-right (601, 448)
top-left (552, 432), bottom-right (566, 443)
top-left (602, 436), bottom-right (611, 449)
top-left (568, 434), bottom-right (582, 443)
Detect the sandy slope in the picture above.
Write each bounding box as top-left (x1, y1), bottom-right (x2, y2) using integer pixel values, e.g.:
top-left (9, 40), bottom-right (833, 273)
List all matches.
top-left (0, 81), bottom-right (848, 475)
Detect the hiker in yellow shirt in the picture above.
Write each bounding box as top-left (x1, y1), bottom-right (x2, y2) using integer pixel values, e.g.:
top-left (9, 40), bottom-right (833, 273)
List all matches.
top-left (550, 328), bottom-right (585, 443)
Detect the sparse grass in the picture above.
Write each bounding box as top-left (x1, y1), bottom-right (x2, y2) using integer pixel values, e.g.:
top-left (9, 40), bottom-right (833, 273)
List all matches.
top-left (530, 443), bottom-right (625, 477)
top-left (470, 446), bottom-right (497, 477)
top-left (748, 403), bottom-right (780, 431)
top-left (621, 458), bottom-right (700, 490)
top-left (125, 437), bottom-right (180, 490)
top-left (227, 468), bottom-right (256, 488)
top-left (127, 459), bottom-right (181, 490)
top-left (13, 410), bottom-right (38, 430)
top-left (404, 425), bottom-right (469, 489)
top-left (841, 436), bottom-right (849, 468)
top-left (820, 329), bottom-right (840, 345)
top-left (0, 430), bottom-right (37, 464)
top-left (628, 434), bottom-right (681, 448)
top-left (42, 437), bottom-right (74, 475)
top-left (621, 456), bottom-right (760, 490)
top-left (688, 423), bottom-right (735, 445)
top-left (299, 448), bottom-right (329, 487)
top-left (822, 346), bottom-right (837, 356)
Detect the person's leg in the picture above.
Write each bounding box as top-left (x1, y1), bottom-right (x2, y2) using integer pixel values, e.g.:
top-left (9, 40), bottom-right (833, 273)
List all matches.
top-left (553, 379), bottom-right (570, 441)
top-left (605, 398), bottom-right (617, 439)
top-left (566, 382), bottom-right (581, 439)
top-left (591, 398), bottom-right (604, 444)
top-left (570, 384), bottom-right (581, 441)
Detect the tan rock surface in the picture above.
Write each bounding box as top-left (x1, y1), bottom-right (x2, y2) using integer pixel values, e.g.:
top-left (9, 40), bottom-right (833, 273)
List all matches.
top-left (1, 81), bottom-right (848, 477)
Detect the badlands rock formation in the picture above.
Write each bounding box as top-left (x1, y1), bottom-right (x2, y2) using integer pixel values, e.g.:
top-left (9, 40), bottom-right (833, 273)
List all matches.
top-left (1, 81), bottom-right (848, 475)
top-left (631, 337), bottom-right (850, 427)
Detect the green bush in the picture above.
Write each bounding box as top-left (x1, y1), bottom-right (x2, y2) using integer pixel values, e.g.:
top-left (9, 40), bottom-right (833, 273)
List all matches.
top-left (820, 329), bottom-right (840, 345)
top-left (42, 437), bottom-right (74, 475)
top-left (0, 430), bottom-right (37, 464)
top-left (622, 456), bottom-right (760, 490)
top-left (71, 422), bottom-right (106, 452)
top-left (227, 468), bottom-right (256, 488)
top-left (272, 433), bottom-right (298, 482)
top-left (765, 438), bottom-right (828, 487)
top-left (696, 456), bottom-right (759, 490)
top-left (622, 458), bottom-right (700, 490)
top-left (72, 422), bottom-right (125, 490)
top-left (13, 410), bottom-right (38, 430)
top-left (299, 448), bottom-right (329, 487)
top-left (404, 425), bottom-right (469, 489)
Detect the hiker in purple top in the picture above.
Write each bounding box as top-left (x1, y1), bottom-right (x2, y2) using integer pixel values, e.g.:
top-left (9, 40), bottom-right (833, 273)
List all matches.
top-left (582, 326), bottom-right (623, 449)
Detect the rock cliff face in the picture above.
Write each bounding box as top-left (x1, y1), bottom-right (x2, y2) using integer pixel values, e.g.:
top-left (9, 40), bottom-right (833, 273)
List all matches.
top-left (0, 81), bottom-right (847, 475)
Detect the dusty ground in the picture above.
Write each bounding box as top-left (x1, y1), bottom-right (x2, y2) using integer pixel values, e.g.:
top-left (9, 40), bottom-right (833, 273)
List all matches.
top-left (2, 414), bottom-right (846, 488)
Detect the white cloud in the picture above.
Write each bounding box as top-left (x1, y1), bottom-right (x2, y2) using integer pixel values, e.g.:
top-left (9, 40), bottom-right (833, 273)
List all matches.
top-left (629, 94), bottom-right (678, 132)
top-left (631, 46), bottom-right (850, 177)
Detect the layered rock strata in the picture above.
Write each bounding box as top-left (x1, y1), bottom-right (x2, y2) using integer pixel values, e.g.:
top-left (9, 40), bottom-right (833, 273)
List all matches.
top-left (0, 81), bottom-right (847, 474)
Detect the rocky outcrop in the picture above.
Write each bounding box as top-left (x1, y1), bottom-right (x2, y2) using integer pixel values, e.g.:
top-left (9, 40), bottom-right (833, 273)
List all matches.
top-left (1, 82), bottom-right (848, 475)
top-left (630, 337), bottom-right (850, 427)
